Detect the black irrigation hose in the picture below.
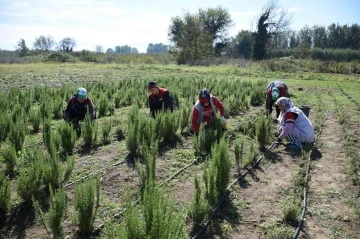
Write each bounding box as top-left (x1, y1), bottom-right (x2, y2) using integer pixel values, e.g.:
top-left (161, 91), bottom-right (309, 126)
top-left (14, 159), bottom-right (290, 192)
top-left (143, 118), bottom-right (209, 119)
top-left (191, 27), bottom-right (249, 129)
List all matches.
top-left (64, 160), bottom-right (125, 188)
top-left (94, 155), bottom-right (204, 233)
top-left (191, 140), bottom-right (277, 239)
top-left (292, 112), bottom-right (327, 239)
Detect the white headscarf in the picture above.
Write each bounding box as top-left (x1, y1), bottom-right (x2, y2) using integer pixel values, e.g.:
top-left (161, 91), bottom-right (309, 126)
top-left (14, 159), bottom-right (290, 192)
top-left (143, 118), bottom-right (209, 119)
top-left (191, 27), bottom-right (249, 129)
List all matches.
top-left (275, 97), bottom-right (294, 110)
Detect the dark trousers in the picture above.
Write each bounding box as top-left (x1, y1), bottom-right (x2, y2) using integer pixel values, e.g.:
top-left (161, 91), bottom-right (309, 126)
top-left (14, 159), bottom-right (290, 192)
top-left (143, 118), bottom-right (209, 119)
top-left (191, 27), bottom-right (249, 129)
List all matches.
top-left (63, 107), bottom-right (87, 122)
top-left (269, 101), bottom-right (281, 118)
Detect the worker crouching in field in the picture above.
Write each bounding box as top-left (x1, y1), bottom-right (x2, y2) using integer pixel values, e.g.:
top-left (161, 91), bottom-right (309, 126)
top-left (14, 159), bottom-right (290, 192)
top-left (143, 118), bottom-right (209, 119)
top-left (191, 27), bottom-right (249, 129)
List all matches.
top-left (147, 80), bottom-right (174, 118)
top-left (265, 80), bottom-right (290, 118)
top-left (190, 88), bottom-right (227, 134)
top-left (273, 97), bottom-right (314, 150)
top-left (63, 87), bottom-right (96, 124)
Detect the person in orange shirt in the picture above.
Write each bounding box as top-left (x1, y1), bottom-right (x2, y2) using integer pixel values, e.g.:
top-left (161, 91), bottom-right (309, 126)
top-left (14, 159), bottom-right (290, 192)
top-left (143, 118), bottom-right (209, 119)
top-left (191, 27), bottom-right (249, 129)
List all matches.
top-left (191, 88), bottom-right (226, 134)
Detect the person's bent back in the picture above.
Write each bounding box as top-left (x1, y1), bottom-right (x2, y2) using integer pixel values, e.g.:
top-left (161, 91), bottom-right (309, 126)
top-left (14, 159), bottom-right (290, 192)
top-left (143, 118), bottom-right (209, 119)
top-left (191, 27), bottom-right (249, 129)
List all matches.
top-left (147, 80), bottom-right (174, 118)
top-left (63, 87), bottom-right (95, 123)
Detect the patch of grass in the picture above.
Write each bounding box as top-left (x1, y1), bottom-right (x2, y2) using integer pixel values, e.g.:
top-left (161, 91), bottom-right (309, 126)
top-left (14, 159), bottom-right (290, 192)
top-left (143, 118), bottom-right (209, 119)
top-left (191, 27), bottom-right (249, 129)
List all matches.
top-left (323, 189), bottom-right (343, 199)
top-left (330, 226), bottom-right (346, 238)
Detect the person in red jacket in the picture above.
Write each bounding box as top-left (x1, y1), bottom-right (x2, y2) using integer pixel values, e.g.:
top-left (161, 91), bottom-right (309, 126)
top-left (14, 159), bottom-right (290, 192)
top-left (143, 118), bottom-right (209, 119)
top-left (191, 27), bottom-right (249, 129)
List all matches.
top-left (191, 88), bottom-right (226, 134)
top-left (147, 81), bottom-right (174, 118)
top-left (63, 87), bottom-right (96, 123)
top-left (265, 81), bottom-right (290, 118)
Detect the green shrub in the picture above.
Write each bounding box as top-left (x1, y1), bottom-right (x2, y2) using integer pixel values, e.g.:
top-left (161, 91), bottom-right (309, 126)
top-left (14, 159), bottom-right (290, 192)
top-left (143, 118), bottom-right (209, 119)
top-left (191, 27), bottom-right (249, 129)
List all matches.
top-left (82, 113), bottom-right (98, 146)
top-left (193, 122), bottom-right (222, 157)
top-left (280, 196), bottom-right (301, 226)
top-left (43, 119), bottom-right (60, 156)
top-left (0, 113), bottom-right (11, 145)
top-left (114, 94), bottom-right (121, 108)
top-left (1, 143), bottom-right (17, 176)
top-left (29, 106), bottom-right (41, 133)
top-left (256, 115), bottom-right (269, 148)
top-left (52, 97), bottom-right (64, 120)
top-left (98, 95), bottom-right (108, 117)
top-left (188, 177), bottom-right (210, 225)
top-left (34, 187), bottom-right (67, 239)
top-left (244, 141), bottom-right (258, 168)
top-left (116, 196), bottom-right (145, 239)
top-left (0, 172), bottom-right (11, 215)
top-left (126, 106), bottom-right (140, 155)
top-left (16, 158), bottom-right (45, 202)
top-left (108, 102), bottom-right (115, 116)
top-left (58, 121), bottom-right (76, 155)
top-left (115, 119), bottom-right (125, 140)
top-left (101, 119), bottom-right (112, 143)
top-left (266, 224), bottom-right (294, 239)
top-left (141, 185), bottom-right (187, 238)
top-left (136, 144), bottom-right (157, 198)
top-left (43, 151), bottom-right (74, 189)
top-left (203, 139), bottom-right (231, 206)
top-left (40, 100), bottom-right (51, 119)
top-left (234, 138), bottom-right (244, 173)
top-left (180, 105), bottom-right (191, 133)
top-left (11, 104), bottom-right (25, 122)
top-left (73, 177), bottom-right (101, 235)
top-left (156, 111), bottom-right (180, 141)
top-left (9, 119), bottom-right (26, 152)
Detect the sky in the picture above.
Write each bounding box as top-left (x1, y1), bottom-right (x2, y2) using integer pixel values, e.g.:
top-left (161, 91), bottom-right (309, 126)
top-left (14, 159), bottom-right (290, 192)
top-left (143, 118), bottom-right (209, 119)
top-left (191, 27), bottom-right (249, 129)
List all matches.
top-left (0, 0), bottom-right (359, 53)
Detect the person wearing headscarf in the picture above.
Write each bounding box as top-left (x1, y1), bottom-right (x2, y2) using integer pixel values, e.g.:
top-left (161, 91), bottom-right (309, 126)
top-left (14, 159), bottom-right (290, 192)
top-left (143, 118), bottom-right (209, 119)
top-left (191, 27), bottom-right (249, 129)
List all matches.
top-left (191, 88), bottom-right (226, 134)
top-left (274, 97), bottom-right (314, 150)
top-left (265, 80), bottom-right (290, 118)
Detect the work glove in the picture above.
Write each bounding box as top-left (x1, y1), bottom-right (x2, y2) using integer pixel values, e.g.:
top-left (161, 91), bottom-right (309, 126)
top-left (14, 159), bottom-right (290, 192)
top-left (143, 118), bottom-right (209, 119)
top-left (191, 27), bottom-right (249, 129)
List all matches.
top-left (273, 138), bottom-right (282, 148)
top-left (220, 116), bottom-right (227, 125)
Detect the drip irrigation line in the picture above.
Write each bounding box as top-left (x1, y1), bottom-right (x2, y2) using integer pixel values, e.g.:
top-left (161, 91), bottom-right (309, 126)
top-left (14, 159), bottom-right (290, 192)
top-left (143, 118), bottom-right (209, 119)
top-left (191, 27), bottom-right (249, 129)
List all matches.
top-left (64, 160), bottom-right (125, 188)
top-left (191, 140), bottom-right (277, 239)
top-left (292, 112), bottom-right (327, 239)
top-left (94, 155), bottom-right (205, 233)
top-left (159, 159), bottom-right (197, 187)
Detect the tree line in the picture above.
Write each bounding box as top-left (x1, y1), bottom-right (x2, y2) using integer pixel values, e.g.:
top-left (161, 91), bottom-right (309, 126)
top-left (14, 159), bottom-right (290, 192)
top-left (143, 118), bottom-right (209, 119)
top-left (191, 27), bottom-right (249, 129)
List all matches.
top-left (7, 35), bottom-right (170, 57)
top-left (1, 0), bottom-right (359, 63)
top-left (168, 0), bottom-right (360, 63)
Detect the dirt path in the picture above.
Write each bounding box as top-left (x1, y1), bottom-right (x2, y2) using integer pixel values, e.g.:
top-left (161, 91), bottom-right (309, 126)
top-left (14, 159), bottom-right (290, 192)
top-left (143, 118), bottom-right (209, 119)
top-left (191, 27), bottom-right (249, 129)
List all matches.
top-left (301, 111), bottom-right (360, 239)
top-left (203, 147), bottom-right (300, 239)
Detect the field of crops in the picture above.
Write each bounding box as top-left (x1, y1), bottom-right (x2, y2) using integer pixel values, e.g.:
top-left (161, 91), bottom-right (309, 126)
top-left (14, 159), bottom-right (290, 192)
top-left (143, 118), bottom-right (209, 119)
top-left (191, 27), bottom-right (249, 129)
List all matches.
top-left (0, 62), bottom-right (359, 239)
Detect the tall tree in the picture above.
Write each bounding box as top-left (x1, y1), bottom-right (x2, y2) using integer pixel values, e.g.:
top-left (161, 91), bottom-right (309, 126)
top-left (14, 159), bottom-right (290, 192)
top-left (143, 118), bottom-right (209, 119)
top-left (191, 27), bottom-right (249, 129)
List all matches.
top-left (147, 43), bottom-right (169, 53)
top-left (169, 12), bottom-right (213, 64)
top-left (199, 6), bottom-right (233, 55)
top-left (252, 0), bottom-right (292, 60)
top-left (33, 35), bottom-right (55, 51)
top-left (168, 7), bottom-right (232, 64)
top-left (131, 48), bottom-right (139, 54)
top-left (95, 44), bottom-right (103, 53)
top-left (16, 39), bottom-right (29, 57)
top-left (349, 23), bottom-right (360, 50)
top-left (298, 25), bottom-right (313, 48)
top-left (234, 30), bottom-right (253, 59)
top-left (106, 48), bottom-right (114, 53)
top-left (312, 25), bottom-right (327, 48)
top-left (59, 37), bottom-right (76, 52)
top-left (114, 45), bottom-right (138, 54)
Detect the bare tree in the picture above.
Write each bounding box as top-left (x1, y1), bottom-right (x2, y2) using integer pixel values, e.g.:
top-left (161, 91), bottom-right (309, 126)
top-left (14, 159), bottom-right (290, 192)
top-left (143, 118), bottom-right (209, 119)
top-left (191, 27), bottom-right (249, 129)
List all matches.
top-left (33, 35), bottom-right (55, 51)
top-left (253, 0), bottom-right (292, 60)
top-left (95, 44), bottom-right (104, 53)
top-left (262, 0), bottom-right (292, 35)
